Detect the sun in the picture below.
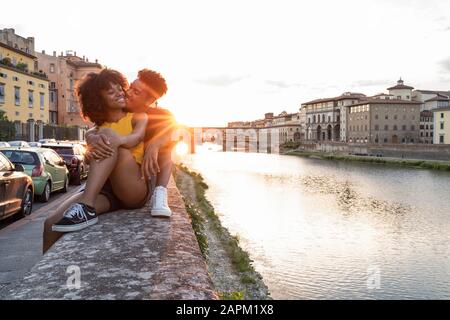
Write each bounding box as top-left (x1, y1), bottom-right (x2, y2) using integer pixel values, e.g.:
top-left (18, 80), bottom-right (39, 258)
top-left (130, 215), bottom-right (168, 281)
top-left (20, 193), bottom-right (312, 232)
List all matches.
top-left (175, 141), bottom-right (189, 156)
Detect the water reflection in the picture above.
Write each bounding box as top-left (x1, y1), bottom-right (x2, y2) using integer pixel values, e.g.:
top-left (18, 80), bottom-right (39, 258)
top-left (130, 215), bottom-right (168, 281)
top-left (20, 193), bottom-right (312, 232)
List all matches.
top-left (182, 144), bottom-right (450, 299)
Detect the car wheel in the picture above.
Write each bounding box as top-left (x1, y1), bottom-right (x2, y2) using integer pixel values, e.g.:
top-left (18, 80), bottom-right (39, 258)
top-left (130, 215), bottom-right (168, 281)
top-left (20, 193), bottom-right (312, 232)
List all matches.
top-left (62, 175), bottom-right (69, 193)
top-left (40, 181), bottom-right (51, 202)
top-left (18, 188), bottom-right (33, 218)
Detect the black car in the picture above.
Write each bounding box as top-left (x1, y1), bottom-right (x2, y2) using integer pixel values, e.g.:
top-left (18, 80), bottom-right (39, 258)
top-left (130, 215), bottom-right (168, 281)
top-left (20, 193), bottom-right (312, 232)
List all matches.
top-left (41, 142), bottom-right (89, 185)
top-left (0, 152), bottom-right (34, 220)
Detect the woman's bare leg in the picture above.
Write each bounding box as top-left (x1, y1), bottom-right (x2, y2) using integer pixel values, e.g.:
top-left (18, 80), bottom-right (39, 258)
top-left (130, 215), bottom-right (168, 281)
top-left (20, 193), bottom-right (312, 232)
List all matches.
top-left (109, 148), bottom-right (149, 208)
top-left (78, 128), bottom-right (121, 208)
top-left (43, 193), bottom-right (111, 253)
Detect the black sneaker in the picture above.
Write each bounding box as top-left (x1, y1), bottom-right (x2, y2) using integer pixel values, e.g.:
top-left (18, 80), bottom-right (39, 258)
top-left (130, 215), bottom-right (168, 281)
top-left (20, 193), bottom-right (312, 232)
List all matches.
top-left (52, 203), bottom-right (98, 233)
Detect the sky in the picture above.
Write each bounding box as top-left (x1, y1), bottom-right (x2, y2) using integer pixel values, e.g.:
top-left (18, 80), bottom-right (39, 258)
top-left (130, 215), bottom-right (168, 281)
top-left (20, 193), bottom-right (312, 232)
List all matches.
top-left (2, 0), bottom-right (450, 127)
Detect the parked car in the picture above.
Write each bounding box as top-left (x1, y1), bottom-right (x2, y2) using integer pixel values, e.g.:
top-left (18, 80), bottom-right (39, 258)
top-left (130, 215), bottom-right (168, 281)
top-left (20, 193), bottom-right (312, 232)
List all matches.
top-left (0, 147), bottom-right (69, 202)
top-left (0, 152), bottom-right (34, 220)
top-left (0, 142), bottom-right (11, 148)
top-left (8, 141), bottom-right (30, 148)
top-left (28, 142), bottom-right (42, 148)
top-left (38, 139), bottom-right (56, 144)
top-left (41, 142), bottom-right (88, 185)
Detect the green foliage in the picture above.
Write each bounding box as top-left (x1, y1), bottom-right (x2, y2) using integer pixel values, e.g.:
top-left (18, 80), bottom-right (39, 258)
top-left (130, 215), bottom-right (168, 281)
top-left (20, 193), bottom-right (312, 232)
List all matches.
top-left (176, 164), bottom-right (261, 289)
top-left (0, 112), bottom-right (16, 141)
top-left (219, 291), bottom-right (245, 300)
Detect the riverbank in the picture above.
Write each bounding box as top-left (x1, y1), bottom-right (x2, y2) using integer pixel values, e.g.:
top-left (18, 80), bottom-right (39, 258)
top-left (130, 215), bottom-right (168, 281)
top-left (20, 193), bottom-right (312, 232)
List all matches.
top-left (174, 165), bottom-right (271, 300)
top-left (284, 149), bottom-right (450, 171)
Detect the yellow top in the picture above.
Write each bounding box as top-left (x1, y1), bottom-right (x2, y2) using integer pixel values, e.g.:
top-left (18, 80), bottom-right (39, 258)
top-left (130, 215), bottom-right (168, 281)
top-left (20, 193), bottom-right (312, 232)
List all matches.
top-left (99, 112), bottom-right (144, 165)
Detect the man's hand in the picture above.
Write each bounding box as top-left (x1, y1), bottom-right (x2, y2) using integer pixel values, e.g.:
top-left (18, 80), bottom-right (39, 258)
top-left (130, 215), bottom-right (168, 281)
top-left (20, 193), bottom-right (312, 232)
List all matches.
top-left (142, 144), bottom-right (160, 180)
top-left (87, 134), bottom-right (115, 161)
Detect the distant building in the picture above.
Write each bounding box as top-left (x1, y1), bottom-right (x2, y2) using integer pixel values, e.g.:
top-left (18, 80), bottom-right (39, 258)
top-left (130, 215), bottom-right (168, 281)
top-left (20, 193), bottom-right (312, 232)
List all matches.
top-left (302, 92), bottom-right (366, 142)
top-left (0, 29), bottom-right (49, 124)
top-left (347, 99), bottom-right (420, 144)
top-left (36, 50), bottom-right (102, 127)
top-left (432, 99), bottom-right (450, 144)
top-left (419, 110), bottom-right (434, 144)
top-left (387, 78), bottom-right (414, 101)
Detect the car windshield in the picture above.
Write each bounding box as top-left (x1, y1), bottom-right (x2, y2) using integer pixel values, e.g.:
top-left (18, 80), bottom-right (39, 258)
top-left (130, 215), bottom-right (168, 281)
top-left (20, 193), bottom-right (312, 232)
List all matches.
top-left (1, 150), bottom-right (39, 165)
top-left (43, 146), bottom-right (74, 156)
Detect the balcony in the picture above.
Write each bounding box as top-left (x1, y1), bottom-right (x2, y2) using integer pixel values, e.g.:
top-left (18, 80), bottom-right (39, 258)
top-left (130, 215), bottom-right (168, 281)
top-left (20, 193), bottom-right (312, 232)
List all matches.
top-left (0, 58), bottom-right (48, 80)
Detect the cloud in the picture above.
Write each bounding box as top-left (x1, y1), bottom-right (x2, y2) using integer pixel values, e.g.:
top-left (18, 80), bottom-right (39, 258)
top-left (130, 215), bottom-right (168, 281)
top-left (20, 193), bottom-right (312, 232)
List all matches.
top-left (351, 79), bottom-right (389, 87)
top-left (265, 80), bottom-right (303, 89)
top-left (439, 57), bottom-right (450, 72)
top-left (195, 75), bottom-right (247, 87)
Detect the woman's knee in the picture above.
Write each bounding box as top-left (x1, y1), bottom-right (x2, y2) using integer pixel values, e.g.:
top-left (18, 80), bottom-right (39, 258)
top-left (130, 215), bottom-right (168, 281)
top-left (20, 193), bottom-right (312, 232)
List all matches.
top-left (97, 128), bottom-right (122, 149)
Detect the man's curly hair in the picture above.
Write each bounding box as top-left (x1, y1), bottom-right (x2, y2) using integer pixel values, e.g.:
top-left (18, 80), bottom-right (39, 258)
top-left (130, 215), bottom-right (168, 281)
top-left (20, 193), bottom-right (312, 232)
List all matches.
top-left (76, 69), bottom-right (129, 126)
top-left (138, 69), bottom-right (168, 98)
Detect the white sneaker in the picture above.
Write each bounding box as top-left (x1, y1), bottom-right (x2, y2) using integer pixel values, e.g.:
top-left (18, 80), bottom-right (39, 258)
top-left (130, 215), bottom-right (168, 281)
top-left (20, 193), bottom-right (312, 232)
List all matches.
top-left (150, 186), bottom-right (172, 217)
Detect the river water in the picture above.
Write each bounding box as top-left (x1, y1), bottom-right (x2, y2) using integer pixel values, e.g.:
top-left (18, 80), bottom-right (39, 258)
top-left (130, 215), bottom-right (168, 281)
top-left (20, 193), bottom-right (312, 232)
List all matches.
top-left (181, 144), bottom-right (450, 299)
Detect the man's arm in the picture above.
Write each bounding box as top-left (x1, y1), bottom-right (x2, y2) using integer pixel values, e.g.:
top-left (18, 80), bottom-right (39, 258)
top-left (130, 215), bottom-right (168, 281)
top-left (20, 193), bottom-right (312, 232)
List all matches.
top-left (121, 113), bottom-right (148, 149)
top-left (142, 110), bottom-right (177, 179)
top-left (85, 126), bottom-right (115, 161)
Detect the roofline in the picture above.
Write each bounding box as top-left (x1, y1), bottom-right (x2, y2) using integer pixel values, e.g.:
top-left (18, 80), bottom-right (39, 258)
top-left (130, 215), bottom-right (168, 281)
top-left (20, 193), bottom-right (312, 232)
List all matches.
top-left (0, 42), bottom-right (36, 59)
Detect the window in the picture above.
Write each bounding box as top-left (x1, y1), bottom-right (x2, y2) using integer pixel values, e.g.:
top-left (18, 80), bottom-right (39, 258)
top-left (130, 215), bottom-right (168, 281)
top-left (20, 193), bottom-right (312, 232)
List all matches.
top-left (384, 138), bottom-right (388, 143)
top-left (40, 93), bottom-right (45, 110)
top-left (28, 90), bottom-right (34, 108)
top-left (15, 111), bottom-right (19, 116)
top-left (50, 63), bottom-right (55, 73)
top-left (375, 125), bottom-right (379, 131)
top-left (385, 115), bottom-right (389, 120)
top-left (441, 113), bottom-right (445, 119)
top-left (29, 113), bottom-right (33, 118)
top-left (397, 96), bottom-right (401, 99)
top-left (0, 83), bottom-right (4, 104)
top-left (27, 80), bottom-right (34, 86)
top-left (15, 87), bottom-right (20, 105)
top-left (440, 135), bottom-right (444, 144)
top-left (421, 132), bottom-right (424, 137)
top-left (69, 79), bottom-right (74, 91)
top-left (394, 115), bottom-right (398, 120)
top-left (411, 125), bottom-right (415, 131)
top-left (441, 122), bottom-right (444, 130)
top-left (328, 116), bottom-right (331, 122)
top-left (375, 114), bottom-right (379, 120)
top-left (13, 76), bottom-right (19, 81)
top-left (50, 82), bottom-right (56, 89)
top-left (50, 91), bottom-right (56, 103)
top-left (38, 84), bottom-right (45, 89)
top-left (406, 96), bottom-right (410, 100)
top-left (385, 125), bottom-right (389, 131)
top-left (0, 72), bottom-right (7, 79)
top-left (393, 125), bottom-right (398, 131)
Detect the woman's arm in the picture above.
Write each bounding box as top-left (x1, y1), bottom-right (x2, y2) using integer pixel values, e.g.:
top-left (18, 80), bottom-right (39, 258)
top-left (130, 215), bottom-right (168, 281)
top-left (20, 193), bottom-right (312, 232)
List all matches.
top-left (120, 113), bottom-right (148, 149)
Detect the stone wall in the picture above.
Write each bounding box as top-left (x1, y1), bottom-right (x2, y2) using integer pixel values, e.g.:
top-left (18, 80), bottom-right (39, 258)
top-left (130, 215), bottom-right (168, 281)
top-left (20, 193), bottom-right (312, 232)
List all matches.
top-left (299, 142), bottom-right (450, 161)
top-left (1, 177), bottom-right (218, 300)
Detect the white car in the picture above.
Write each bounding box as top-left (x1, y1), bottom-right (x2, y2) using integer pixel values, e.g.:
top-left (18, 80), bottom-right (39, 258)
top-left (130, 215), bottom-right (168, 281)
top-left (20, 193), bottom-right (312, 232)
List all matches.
top-left (0, 142), bottom-right (11, 148)
top-left (8, 141), bottom-right (30, 148)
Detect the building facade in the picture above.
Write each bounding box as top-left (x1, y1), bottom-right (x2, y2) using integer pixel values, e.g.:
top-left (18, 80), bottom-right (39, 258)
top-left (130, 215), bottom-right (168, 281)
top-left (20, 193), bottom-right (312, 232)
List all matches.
top-left (36, 50), bottom-right (102, 127)
top-left (433, 101), bottom-right (450, 144)
top-left (303, 92), bottom-right (366, 142)
top-left (347, 99), bottom-right (420, 144)
top-left (420, 110), bottom-right (434, 144)
top-left (0, 41), bottom-right (49, 124)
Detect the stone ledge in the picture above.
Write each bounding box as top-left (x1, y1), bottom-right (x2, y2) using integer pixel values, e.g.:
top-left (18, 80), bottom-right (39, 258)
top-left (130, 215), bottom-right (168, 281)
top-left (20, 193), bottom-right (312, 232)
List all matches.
top-left (1, 177), bottom-right (218, 300)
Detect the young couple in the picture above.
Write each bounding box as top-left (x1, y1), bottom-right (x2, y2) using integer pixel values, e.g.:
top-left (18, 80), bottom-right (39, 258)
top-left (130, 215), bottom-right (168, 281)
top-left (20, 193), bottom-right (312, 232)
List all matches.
top-left (43, 68), bottom-right (176, 253)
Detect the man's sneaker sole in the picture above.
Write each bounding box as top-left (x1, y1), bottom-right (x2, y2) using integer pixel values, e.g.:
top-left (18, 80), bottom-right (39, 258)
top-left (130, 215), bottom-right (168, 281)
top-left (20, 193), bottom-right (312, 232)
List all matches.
top-left (151, 209), bottom-right (172, 218)
top-left (52, 217), bottom-right (99, 233)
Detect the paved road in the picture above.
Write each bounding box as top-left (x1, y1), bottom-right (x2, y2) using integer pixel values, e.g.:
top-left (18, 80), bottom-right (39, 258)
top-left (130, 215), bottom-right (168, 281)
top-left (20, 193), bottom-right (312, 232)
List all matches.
top-left (0, 183), bottom-right (84, 293)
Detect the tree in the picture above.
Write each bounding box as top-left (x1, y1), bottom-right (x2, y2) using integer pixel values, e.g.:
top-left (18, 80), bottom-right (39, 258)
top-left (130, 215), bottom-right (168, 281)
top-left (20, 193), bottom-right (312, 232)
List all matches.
top-left (0, 111), bottom-right (16, 141)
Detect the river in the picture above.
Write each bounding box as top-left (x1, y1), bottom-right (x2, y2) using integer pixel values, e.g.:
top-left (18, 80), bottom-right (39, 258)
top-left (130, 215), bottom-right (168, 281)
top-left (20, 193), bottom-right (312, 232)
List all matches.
top-left (181, 144), bottom-right (450, 299)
